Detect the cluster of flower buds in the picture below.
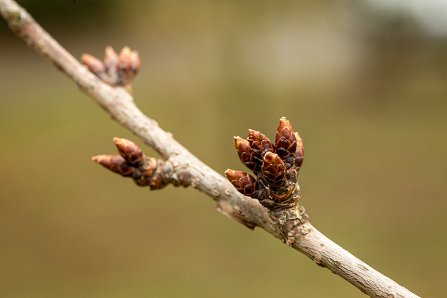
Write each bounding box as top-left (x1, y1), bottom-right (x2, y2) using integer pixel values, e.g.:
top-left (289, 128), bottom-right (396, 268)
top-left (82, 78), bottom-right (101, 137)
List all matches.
top-left (92, 138), bottom-right (169, 190)
top-left (225, 117), bottom-right (304, 211)
top-left (81, 46), bottom-right (140, 91)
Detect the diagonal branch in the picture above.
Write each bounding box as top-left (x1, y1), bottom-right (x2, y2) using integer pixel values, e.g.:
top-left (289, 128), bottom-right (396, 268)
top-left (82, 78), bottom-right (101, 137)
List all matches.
top-left (0, 0), bottom-right (419, 297)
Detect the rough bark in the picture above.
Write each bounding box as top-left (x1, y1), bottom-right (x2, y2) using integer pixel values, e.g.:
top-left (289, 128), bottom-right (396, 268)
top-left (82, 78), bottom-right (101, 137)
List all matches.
top-left (0, 0), bottom-right (420, 297)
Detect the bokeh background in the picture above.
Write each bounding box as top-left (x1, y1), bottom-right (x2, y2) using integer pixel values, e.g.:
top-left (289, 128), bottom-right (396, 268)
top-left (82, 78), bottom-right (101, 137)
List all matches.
top-left (1, 0), bottom-right (447, 297)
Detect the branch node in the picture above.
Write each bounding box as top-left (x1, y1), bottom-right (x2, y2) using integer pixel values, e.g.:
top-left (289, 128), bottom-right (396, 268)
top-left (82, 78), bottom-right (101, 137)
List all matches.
top-left (5, 9), bottom-right (21, 30)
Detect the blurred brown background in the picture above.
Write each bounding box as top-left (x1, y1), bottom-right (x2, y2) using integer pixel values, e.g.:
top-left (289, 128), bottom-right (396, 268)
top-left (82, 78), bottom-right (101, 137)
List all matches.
top-left (1, 0), bottom-right (446, 297)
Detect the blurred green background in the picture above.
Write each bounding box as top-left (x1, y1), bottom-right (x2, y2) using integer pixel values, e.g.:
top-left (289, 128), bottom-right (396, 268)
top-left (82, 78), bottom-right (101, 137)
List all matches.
top-left (1, 1), bottom-right (447, 297)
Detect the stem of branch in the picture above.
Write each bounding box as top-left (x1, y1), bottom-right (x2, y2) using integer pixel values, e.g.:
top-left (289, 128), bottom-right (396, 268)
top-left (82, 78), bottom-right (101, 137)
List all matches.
top-left (0, 0), bottom-right (419, 297)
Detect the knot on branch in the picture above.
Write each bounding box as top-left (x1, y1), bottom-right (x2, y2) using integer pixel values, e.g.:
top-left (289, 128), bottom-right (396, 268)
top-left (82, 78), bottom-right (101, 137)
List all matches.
top-left (274, 205), bottom-right (309, 246)
top-left (92, 138), bottom-right (190, 190)
top-left (225, 117), bottom-right (304, 212)
top-left (81, 46), bottom-right (140, 92)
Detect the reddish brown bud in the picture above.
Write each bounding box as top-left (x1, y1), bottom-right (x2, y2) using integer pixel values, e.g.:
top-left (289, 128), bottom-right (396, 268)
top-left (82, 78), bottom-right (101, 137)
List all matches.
top-left (225, 169), bottom-right (257, 197)
top-left (262, 152), bottom-right (286, 191)
top-left (113, 137), bottom-right (144, 166)
top-left (118, 47), bottom-right (131, 72)
top-left (92, 154), bottom-right (135, 177)
top-left (275, 117), bottom-right (297, 169)
top-left (119, 47), bottom-right (131, 60)
top-left (94, 137), bottom-right (175, 190)
top-left (294, 132), bottom-right (304, 169)
top-left (247, 129), bottom-right (274, 162)
top-left (81, 54), bottom-right (105, 76)
top-left (117, 47), bottom-right (141, 83)
top-left (104, 46), bottom-right (119, 71)
top-left (118, 47), bottom-right (131, 69)
top-left (129, 50), bottom-right (141, 74)
top-left (234, 136), bottom-right (261, 173)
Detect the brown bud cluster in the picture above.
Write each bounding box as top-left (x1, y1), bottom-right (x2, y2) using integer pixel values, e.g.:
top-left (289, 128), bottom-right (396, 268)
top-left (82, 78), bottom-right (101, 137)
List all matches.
top-left (225, 117), bottom-right (304, 211)
top-left (82, 46), bottom-right (140, 91)
top-left (92, 138), bottom-right (169, 190)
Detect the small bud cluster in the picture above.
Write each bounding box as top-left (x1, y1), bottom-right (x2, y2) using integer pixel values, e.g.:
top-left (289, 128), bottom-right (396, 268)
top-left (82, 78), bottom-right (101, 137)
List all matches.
top-left (92, 138), bottom-right (169, 190)
top-left (225, 117), bottom-right (304, 211)
top-left (81, 46), bottom-right (140, 91)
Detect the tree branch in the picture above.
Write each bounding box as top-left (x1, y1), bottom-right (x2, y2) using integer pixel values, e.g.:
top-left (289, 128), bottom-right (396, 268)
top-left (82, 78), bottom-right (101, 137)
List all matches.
top-left (0, 0), bottom-right (419, 297)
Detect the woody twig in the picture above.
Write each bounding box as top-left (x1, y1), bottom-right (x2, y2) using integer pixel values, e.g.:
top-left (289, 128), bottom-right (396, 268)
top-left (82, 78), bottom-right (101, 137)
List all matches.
top-left (0, 0), bottom-right (419, 297)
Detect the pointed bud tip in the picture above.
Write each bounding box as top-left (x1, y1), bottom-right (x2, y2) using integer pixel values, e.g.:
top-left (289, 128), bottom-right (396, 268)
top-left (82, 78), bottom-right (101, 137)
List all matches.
top-left (225, 169), bottom-right (235, 177)
top-left (80, 53), bottom-right (92, 62)
top-left (120, 46), bottom-right (131, 55)
top-left (225, 169), bottom-right (239, 182)
top-left (262, 152), bottom-right (285, 170)
top-left (263, 151), bottom-right (277, 161)
top-left (225, 169), bottom-right (247, 180)
top-left (113, 137), bottom-right (123, 144)
top-left (275, 117), bottom-right (297, 167)
top-left (234, 135), bottom-right (247, 144)
top-left (104, 46), bottom-right (119, 67)
top-left (113, 137), bottom-right (137, 149)
top-left (129, 51), bottom-right (141, 72)
top-left (91, 155), bottom-right (104, 163)
top-left (91, 154), bottom-right (124, 165)
top-left (113, 137), bottom-right (143, 164)
top-left (277, 117), bottom-right (292, 135)
top-left (247, 129), bottom-right (260, 137)
top-left (105, 46), bottom-right (116, 55)
top-left (91, 154), bottom-right (134, 176)
top-left (234, 136), bottom-right (251, 152)
top-left (277, 117), bottom-right (293, 131)
top-left (81, 54), bottom-right (105, 74)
